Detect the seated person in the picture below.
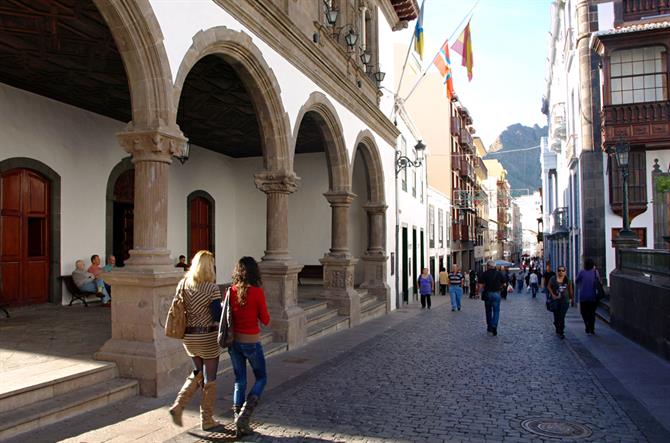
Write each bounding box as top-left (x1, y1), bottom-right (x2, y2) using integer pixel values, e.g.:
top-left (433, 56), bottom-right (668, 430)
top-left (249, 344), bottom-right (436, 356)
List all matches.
top-left (102, 255), bottom-right (116, 272)
top-left (89, 254), bottom-right (111, 298)
top-left (175, 255), bottom-right (189, 271)
top-left (72, 259), bottom-right (110, 305)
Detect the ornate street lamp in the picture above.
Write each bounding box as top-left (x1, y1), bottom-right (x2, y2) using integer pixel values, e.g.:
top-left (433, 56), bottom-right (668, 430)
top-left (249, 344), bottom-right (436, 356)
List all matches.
top-left (373, 70), bottom-right (386, 85)
top-left (613, 139), bottom-right (636, 240)
top-left (359, 51), bottom-right (371, 66)
top-left (395, 140), bottom-right (426, 176)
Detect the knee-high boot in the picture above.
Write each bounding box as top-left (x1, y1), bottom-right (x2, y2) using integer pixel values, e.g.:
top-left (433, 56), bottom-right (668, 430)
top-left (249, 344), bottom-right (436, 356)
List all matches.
top-left (169, 371), bottom-right (203, 427)
top-left (235, 394), bottom-right (259, 437)
top-left (200, 381), bottom-right (221, 431)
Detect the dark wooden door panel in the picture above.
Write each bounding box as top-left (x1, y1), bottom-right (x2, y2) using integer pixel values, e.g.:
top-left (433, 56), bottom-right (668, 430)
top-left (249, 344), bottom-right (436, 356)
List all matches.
top-left (0, 168), bottom-right (49, 306)
top-left (0, 262), bottom-right (20, 305)
top-left (189, 197), bottom-right (212, 258)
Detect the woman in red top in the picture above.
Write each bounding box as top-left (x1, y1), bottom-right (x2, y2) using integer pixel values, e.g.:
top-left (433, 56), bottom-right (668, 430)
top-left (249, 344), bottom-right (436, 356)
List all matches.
top-left (228, 256), bottom-right (270, 437)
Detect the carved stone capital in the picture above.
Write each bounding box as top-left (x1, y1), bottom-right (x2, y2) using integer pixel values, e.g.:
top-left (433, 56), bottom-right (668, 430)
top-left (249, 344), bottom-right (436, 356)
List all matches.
top-left (254, 170), bottom-right (300, 194)
top-left (363, 203), bottom-right (388, 214)
top-left (117, 127), bottom-right (187, 164)
top-left (323, 191), bottom-right (356, 206)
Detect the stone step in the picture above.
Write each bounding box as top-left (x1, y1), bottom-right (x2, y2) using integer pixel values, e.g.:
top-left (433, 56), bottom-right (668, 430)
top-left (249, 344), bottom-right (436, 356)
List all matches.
top-left (361, 300), bottom-right (387, 323)
top-left (355, 288), bottom-right (369, 298)
top-left (360, 294), bottom-right (380, 310)
top-left (298, 298), bottom-right (329, 316)
top-left (305, 305), bottom-right (339, 326)
top-left (0, 359), bottom-right (118, 413)
top-left (0, 377), bottom-right (138, 441)
top-left (306, 314), bottom-right (349, 343)
top-left (596, 298), bottom-right (611, 324)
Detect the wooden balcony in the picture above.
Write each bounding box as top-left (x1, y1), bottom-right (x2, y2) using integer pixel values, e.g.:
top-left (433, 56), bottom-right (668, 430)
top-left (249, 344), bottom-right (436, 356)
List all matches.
top-left (601, 100), bottom-right (670, 150)
top-left (459, 127), bottom-right (474, 150)
top-left (622, 0), bottom-right (670, 22)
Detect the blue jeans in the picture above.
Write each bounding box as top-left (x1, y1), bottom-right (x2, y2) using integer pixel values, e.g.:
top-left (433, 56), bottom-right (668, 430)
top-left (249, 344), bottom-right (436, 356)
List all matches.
top-left (79, 279), bottom-right (110, 303)
top-left (530, 283), bottom-right (538, 298)
top-left (449, 286), bottom-right (463, 310)
top-left (484, 291), bottom-right (501, 329)
top-left (228, 341), bottom-right (267, 406)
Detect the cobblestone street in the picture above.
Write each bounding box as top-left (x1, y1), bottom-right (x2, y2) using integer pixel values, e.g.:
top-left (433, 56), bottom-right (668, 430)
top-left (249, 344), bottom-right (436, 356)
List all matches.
top-left (13, 290), bottom-right (670, 443)
top-left (174, 290), bottom-right (670, 443)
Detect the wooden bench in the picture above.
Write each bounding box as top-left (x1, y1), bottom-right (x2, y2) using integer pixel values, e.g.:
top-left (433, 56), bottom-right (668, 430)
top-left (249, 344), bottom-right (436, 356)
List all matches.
top-left (298, 265), bottom-right (323, 286)
top-left (61, 275), bottom-right (101, 307)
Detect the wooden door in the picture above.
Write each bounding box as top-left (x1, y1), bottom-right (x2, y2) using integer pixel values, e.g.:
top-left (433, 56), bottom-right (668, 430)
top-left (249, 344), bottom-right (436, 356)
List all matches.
top-left (0, 169), bottom-right (50, 306)
top-left (189, 197), bottom-right (211, 260)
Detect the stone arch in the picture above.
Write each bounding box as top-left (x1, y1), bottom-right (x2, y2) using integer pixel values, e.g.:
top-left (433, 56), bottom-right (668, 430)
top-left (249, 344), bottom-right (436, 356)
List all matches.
top-left (173, 27), bottom-right (292, 172)
top-left (351, 130), bottom-right (386, 205)
top-left (0, 157), bottom-right (61, 304)
top-left (292, 92), bottom-right (351, 192)
top-left (92, 0), bottom-right (175, 129)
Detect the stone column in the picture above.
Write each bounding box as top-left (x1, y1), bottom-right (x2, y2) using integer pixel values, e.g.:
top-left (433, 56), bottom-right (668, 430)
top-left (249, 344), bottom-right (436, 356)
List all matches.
top-left (254, 171), bottom-right (306, 348)
top-left (360, 203), bottom-right (390, 310)
top-left (320, 191), bottom-right (361, 325)
top-left (96, 127), bottom-right (190, 397)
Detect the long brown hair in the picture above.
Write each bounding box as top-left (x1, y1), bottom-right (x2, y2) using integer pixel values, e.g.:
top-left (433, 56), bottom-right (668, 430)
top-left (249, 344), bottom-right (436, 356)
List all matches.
top-left (231, 256), bottom-right (261, 307)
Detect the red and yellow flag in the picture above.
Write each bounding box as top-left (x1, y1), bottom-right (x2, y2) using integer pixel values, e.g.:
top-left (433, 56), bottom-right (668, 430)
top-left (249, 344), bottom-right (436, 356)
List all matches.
top-left (451, 21), bottom-right (474, 81)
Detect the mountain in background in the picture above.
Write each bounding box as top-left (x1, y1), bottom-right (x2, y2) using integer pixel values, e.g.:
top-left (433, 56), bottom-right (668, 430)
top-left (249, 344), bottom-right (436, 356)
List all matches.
top-left (483, 123), bottom-right (547, 196)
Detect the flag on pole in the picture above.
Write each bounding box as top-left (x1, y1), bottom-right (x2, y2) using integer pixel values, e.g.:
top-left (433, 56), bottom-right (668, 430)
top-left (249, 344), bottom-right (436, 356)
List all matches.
top-left (451, 20), bottom-right (474, 81)
top-left (413, 0), bottom-right (425, 59)
top-left (433, 41), bottom-right (455, 100)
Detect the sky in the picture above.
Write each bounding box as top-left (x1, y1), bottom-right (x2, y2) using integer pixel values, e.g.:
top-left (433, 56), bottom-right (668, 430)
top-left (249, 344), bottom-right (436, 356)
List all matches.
top-left (398, 0), bottom-right (553, 148)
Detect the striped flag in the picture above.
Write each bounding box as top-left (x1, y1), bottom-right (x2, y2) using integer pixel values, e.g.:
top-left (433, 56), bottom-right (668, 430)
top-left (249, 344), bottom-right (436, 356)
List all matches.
top-left (433, 41), bottom-right (455, 100)
top-left (451, 21), bottom-right (474, 81)
top-left (413, 0), bottom-right (425, 59)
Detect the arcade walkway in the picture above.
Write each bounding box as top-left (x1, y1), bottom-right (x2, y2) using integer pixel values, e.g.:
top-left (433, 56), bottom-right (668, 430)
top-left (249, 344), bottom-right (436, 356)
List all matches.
top-left (5, 291), bottom-right (670, 442)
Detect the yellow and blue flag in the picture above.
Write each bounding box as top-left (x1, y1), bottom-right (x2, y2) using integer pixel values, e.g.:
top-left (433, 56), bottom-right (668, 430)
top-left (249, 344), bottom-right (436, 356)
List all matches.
top-left (414, 0), bottom-right (425, 59)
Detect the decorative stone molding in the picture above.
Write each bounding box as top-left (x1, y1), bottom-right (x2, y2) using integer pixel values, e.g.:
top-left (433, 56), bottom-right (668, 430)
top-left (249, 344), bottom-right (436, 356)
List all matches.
top-left (320, 255), bottom-right (361, 325)
top-left (254, 170), bottom-right (300, 195)
top-left (363, 202), bottom-right (389, 214)
top-left (212, 0), bottom-right (400, 146)
top-left (173, 26), bottom-right (292, 172)
top-left (324, 191), bottom-right (356, 207)
top-left (117, 127), bottom-right (187, 164)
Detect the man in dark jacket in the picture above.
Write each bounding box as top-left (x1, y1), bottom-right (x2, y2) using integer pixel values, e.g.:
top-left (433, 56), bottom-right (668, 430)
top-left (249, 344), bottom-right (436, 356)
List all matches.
top-left (478, 260), bottom-right (504, 336)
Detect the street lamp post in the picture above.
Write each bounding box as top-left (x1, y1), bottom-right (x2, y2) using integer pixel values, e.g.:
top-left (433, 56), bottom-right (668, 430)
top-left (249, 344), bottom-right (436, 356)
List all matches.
top-left (611, 139), bottom-right (639, 264)
top-left (395, 140), bottom-right (426, 309)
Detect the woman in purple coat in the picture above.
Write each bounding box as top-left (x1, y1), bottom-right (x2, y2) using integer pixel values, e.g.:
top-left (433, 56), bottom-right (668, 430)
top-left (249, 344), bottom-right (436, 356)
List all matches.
top-left (575, 258), bottom-right (601, 335)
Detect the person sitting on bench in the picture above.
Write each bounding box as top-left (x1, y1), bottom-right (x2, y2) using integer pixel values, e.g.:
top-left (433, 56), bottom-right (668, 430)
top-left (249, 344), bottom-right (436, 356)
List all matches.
top-left (73, 259), bottom-right (110, 306)
top-left (89, 254), bottom-right (111, 298)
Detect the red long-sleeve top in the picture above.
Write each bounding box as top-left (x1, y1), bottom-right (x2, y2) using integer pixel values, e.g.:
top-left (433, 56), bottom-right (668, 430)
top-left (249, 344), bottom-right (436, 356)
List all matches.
top-left (230, 285), bottom-right (270, 334)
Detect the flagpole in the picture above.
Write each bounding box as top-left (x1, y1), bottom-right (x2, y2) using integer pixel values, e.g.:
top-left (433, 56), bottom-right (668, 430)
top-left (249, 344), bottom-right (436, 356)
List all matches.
top-left (401, 0), bottom-right (480, 103)
top-left (396, 0), bottom-right (424, 98)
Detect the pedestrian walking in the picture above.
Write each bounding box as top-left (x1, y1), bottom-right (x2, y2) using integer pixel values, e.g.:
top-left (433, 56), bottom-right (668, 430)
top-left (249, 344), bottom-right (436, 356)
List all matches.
top-left (516, 269), bottom-right (524, 292)
top-left (228, 256), bottom-right (271, 437)
top-left (438, 267), bottom-right (448, 296)
top-left (575, 258), bottom-right (601, 335)
top-left (500, 267), bottom-right (510, 300)
top-left (541, 263), bottom-right (556, 299)
top-left (477, 260), bottom-right (504, 336)
top-left (469, 269), bottom-right (477, 299)
top-left (169, 250), bottom-right (223, 431)
top-left (511, 273), bottom-right (517, 293)
top-left (529, 270), bottom-right (539, 298)
top-left (525, 270), bottom-right (531, 292)
top-left (448, 265), bottom-right (464, 311)
top-left (547, 265), bottom-right (574, 339)
top-left (418, 268), bottom-right (434, 309)
top-left (463, 271), bottom-right (470, 296)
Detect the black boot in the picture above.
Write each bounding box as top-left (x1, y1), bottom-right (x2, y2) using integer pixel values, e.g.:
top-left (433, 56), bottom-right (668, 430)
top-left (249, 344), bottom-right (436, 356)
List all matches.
top-left (235, 394), bottom-right (259, 437)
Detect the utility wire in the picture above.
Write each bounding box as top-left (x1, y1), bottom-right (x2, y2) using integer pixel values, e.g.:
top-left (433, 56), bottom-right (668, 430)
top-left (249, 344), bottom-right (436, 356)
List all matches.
top-left (395, 0), bottom-right (421, 99)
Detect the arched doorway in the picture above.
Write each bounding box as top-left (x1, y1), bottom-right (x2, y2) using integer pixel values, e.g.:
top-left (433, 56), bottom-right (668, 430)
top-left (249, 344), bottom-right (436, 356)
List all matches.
top-left (0, 168), bottom-right (50, 306)
top-left (111, 169), bottom-right (134, 267)
top-left (187, 191), bottom-right (215, 260)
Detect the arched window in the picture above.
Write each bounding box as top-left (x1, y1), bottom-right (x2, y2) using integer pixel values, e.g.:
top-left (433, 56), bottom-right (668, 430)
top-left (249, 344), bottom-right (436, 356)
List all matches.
top-left (187, 191), bottom-right (215, 260)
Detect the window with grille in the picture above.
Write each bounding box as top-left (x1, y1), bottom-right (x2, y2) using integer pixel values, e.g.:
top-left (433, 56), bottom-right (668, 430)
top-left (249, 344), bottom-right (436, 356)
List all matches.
top-left (429, 205), bottom-right (435, 248)
top-left (608, 150), bottom-right (647, 218)
top-left (610, 46), bottom-right (667, 105)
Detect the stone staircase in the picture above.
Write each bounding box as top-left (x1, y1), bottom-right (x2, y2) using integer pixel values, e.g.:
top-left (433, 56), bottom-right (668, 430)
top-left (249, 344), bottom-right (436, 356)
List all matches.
top-left (301, 298), bottom-right (350, 342)
top-left (358, 288), bottom-right (387, 323)
top-left (0, 359), bottom-right (138, 441)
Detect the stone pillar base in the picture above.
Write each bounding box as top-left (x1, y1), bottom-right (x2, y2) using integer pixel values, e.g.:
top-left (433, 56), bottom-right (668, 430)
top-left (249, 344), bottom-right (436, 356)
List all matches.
top-left (360, 253), bottom-right (390, 312)
top-left (95, 269), bottom-right (188, 397)
top-left (258, 260), bottom-right (306, 348)
top-left (320, 255), bottom-right (361, 326)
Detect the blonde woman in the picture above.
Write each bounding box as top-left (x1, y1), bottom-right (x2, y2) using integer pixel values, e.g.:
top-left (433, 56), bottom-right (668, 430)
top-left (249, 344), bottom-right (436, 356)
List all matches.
top-left (169, 250), bottom-right (223, 431)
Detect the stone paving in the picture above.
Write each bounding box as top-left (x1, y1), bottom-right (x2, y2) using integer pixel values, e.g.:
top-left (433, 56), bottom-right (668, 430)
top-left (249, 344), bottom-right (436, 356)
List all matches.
top-left (7, 290), bottom-right (670, 442)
